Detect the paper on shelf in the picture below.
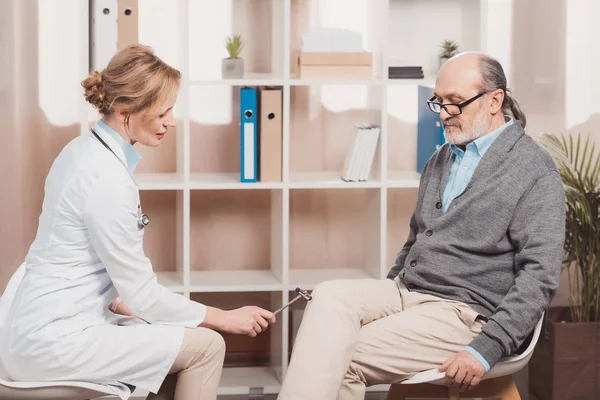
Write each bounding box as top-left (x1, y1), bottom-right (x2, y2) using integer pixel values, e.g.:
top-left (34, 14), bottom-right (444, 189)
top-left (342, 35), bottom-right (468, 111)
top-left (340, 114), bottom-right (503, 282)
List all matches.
top-left (300, 28), bottom-right (364, 52)
top-left (341, 124), bottom-right (380, 182)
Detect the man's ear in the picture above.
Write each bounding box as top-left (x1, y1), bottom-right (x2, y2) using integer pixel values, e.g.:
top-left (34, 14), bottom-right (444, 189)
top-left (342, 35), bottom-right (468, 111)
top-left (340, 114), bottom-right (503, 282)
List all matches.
top-left (490, 89), bottom-right (504, 115)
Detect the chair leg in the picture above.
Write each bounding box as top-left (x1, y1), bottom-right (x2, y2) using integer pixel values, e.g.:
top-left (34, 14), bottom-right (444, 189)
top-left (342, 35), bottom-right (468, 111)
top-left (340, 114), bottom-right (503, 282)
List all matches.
top-left (448, 386), bottom-right (460, 400)
top-left (465, 375), bottom-right (521, 400)
top-left (496, 376), bottom-right (521, 400)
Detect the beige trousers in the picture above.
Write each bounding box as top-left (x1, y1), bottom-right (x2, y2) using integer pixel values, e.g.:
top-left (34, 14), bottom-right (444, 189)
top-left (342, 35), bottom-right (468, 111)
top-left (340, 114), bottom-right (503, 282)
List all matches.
top-left (278, 277), bottom-right (486, 400)
top-left (146, 327), bottom-right (226, 400)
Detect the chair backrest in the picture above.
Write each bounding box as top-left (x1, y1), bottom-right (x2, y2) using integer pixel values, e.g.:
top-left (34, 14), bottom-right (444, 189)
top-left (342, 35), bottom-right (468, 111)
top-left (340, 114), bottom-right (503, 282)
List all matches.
top-left (0, 295), bottom-right (10, 383)
top-left (0, 354), bottom-right (9, 382)
top-left (503, 312), bottom-right (544, 363)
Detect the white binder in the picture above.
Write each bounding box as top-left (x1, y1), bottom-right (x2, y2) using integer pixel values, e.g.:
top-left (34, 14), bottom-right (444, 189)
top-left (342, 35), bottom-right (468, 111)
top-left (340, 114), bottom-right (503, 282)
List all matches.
top-left (90, 0), bottom-right (138, 71)
top-left (90, 0), bottom-right (118, 71)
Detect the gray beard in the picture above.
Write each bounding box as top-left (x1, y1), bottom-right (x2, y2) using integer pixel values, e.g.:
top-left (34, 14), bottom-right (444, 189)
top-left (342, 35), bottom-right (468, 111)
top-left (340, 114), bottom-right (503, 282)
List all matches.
top-left (444, 110), bottom-right (491, 146)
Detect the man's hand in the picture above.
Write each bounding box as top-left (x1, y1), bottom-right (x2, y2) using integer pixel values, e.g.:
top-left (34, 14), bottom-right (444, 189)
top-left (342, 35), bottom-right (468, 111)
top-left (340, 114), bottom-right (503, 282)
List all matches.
top-left (439, 350), bottom-right (486, 392)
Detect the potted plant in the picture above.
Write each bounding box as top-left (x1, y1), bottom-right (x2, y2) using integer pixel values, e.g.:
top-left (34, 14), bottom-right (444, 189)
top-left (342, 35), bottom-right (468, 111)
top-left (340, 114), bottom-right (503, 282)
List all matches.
top-left (438, 39), bottom-right (459, 69)
top-left (529, 132), bottom-right (600, 400)
top-left (222, 34), bottom-right (245, 79)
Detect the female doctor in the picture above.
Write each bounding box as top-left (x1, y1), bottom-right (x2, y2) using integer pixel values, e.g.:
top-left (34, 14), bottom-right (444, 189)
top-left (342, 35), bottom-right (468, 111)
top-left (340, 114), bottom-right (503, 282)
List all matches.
top-left (0, 44), bottom-right (275, 400)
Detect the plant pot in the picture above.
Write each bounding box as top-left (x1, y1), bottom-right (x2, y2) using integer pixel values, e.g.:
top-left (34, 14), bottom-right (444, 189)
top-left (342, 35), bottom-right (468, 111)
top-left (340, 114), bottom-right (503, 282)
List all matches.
top-left (222, 57), bottom-right (244, 79)
top-left (438, 56), bottom-right (451, 69)
top-left (529, 307), bottom-right (600, 400)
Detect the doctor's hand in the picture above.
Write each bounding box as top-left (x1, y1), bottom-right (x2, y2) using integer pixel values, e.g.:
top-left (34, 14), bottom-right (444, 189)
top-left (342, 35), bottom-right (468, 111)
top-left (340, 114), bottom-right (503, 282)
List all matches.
top-left (224, 306), bottom-right (276, 337)
top-left (108, 297), bottom-right (137, 317)
top-left (439, 350), bottom-right (486, 392)
top-left (202, 306), bottom-right (276, 337)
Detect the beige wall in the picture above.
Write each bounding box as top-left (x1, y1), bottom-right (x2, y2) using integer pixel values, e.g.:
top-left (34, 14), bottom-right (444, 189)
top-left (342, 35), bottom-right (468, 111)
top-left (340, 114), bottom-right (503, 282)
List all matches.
top-left (508, 0), bottom-right (599, 306)
top-left (0, 1), bottom-right (80, 290)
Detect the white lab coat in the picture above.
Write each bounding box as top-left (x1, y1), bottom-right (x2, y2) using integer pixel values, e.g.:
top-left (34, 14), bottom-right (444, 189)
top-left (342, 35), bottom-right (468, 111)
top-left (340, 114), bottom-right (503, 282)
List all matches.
top-left (0, 122), bottom-right (206, 399)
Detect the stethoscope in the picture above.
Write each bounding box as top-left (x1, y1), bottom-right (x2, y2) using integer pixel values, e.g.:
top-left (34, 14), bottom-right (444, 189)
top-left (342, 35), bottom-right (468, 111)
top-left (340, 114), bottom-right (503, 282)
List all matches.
top-left (91, 128), bottom-right (150, 230)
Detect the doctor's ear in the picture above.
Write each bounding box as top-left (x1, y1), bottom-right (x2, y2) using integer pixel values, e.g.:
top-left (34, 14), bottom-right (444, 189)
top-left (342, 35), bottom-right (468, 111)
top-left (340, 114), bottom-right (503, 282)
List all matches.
top-left (115, 109), bottom-right (129, 123)
top-left (115, 109), bottom-right (133, 132)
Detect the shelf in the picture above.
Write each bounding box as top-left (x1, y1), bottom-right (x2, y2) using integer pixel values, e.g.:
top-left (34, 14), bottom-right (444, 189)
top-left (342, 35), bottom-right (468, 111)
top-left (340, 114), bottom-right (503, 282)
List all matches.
top-left (289, 188), bottom-right (382, 280)
top-left (188, 1), bottom-right (285, 81)
top-left (288, 268), bottom-right (376, 290)
top-left (190, 291), bottom-right (283, 381)
top-left (112, 367), bottom-right (283, 399)
top-left (190, 73), bottom-right (285, 87)
top-left (189, 76), bottom-right (431, 87)
top-left (190, 190), bottom-right (284, 283)
top-left (219, 367), bottom-right (281, 395)
top-left (188, 270), bottom-right (282, 292)
top-left (387, 189), bottom-right (419, 270)
top-left (155, 271), bottom-right (185, 292)
top-left (387, 77), bottom-right (436, 87)
top-left (387, 85), bottom-right (442, 176)
top-left (290, 0), bottom-right (387, 79)
top-left (290, 84), bottom-right (383, 180)
top-left (72, 0), bottom-right (491, 396)
top-left (189, 85), bottom-right (241, 178)
top-left (290, 75), bottom-right (384, 86)
top-left (134, 124), bottom-right (180, 174)
top-left (134, 173), bottom-right (184, 190)
top-left (139, 191), bottom-right (183, 276)
top-left (289, 171), bottom-right (381, 188)
top-left (189, 85), bottom-right (286, 183)
top-left (387, 0), bottom-right (481, 78)
top-left (189, 173), bottom-right (283, 190)
top-left (386, 171), bottom-right (421, 188)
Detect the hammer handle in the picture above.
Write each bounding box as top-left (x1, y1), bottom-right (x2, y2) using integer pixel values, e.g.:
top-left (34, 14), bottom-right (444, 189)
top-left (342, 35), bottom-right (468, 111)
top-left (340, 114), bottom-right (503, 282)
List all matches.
top-left (273, 294), bottom-right (303, 316)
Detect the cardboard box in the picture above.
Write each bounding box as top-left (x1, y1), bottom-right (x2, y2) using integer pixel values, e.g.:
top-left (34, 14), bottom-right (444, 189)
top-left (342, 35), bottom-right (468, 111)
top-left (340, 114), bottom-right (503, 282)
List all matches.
top-left (297, 52), bottom-right (373, 78)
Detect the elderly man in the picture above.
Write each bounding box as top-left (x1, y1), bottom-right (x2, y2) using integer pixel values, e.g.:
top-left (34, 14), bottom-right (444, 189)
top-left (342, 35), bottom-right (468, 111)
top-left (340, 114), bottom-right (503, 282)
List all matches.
top-left (277, 52), bottom-right (565, 400)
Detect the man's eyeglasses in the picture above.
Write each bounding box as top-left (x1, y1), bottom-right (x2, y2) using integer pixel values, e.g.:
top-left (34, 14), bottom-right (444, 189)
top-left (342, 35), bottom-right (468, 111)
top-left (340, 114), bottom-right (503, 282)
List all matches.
top-left (427, 92), bottom-right (488, 116)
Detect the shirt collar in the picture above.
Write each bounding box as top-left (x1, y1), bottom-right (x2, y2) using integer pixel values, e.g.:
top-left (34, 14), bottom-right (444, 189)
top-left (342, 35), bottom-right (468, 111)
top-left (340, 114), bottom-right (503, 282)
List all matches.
top-left (450, 115), bottom-right (514, 157)
top-left (96, 120), bottom-right (142, 173)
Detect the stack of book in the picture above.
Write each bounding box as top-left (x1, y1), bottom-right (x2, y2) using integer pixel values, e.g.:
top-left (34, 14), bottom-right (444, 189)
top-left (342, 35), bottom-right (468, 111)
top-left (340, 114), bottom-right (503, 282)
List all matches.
top-left (388, 66), bottom-right (424, 79)
top-left (341, 124), bottom-right (380, 182)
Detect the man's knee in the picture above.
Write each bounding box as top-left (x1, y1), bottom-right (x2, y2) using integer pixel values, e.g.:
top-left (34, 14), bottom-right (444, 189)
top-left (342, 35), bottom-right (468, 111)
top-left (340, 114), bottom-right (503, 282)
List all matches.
top-left (311, 279), bottom-right (350, 303)
top-left (345, 360), bottom-right (366, 383)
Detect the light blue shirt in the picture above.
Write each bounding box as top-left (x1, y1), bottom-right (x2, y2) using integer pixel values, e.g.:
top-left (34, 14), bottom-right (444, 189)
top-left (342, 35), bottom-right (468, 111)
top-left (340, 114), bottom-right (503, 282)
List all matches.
top-left (442, 117), bottom-right (514, 213)
top-left (442, 116), bottom-right (514, 371)
top-left (97, 120), bottom-right (142, 173)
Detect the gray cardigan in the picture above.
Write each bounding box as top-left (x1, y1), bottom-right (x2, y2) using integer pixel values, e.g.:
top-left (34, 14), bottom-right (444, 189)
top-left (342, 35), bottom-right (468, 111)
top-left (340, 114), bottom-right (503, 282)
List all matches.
top-left (387, 121), bottom-right (565, 368)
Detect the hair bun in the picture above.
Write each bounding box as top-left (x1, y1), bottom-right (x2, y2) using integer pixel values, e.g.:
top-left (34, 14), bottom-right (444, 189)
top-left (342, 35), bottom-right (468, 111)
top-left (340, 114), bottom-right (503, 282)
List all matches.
top-left (81, 71), bottom-right (106, 111)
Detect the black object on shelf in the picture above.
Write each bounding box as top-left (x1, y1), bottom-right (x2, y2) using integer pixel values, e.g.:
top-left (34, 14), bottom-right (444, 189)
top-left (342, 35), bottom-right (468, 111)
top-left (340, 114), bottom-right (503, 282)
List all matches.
top-left (388, 65), bottom-right (424, 79)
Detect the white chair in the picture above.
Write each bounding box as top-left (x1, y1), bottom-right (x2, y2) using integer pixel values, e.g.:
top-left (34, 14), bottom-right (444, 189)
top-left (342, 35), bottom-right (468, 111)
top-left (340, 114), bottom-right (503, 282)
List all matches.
top-left (0, 357), bottom-right (116, 400)
top-left (386, 314), bottom-right (544, 400)
top-left (0, 269), bottom-right (119, 399)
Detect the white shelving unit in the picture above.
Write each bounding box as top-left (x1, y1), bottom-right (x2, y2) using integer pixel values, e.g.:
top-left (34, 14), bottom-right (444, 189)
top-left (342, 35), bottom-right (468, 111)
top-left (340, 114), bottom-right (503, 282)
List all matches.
top-left (79, 0), bottom-right (503, 397)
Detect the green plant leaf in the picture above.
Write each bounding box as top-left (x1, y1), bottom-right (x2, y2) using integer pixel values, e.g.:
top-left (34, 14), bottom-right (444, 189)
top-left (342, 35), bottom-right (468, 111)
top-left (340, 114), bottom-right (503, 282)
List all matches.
top-left (224, 34), bottom-right (244, 59)
top-left (536, 132), bottom-right (600, 322)
top-left (439, 39), bottom-right (459, 58)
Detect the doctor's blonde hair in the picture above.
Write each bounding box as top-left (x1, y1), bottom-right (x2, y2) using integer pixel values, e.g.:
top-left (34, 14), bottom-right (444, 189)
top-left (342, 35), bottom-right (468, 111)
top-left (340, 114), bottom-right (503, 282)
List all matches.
top-left (82, 44), bottom-right (180, 125)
